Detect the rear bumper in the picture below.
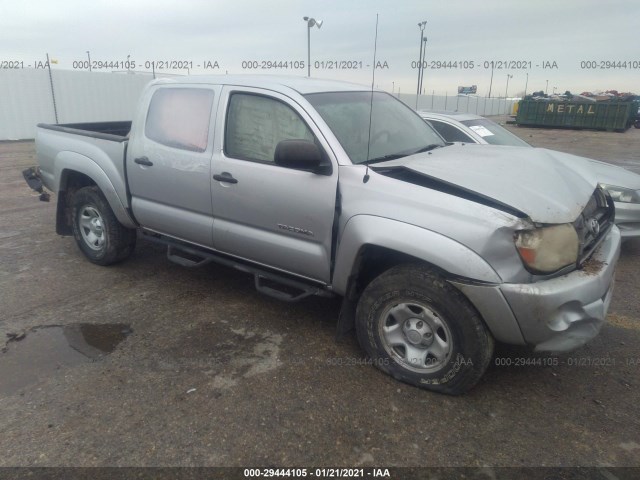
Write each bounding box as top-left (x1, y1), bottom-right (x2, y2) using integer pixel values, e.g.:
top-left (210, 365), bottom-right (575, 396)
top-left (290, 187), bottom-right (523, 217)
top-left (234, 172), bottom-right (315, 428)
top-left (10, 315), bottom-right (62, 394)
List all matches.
top-left (22, 166), bottom-right (50, 202)
top-left (453, 226), bottom-right (621, 352)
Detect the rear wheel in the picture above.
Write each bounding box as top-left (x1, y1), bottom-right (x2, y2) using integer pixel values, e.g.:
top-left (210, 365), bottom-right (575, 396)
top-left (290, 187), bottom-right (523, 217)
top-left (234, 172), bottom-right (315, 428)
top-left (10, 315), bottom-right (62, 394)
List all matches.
top-left (355, 264), bottom-right (494, 395)
top-left (72, 186), bottom-right (136, 265)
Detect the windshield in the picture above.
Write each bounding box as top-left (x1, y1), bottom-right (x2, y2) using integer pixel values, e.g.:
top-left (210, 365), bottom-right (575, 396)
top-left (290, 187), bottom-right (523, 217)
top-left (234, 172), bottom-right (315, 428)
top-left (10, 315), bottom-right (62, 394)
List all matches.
top-left (305, 91), bottom-right (445, 164)
top-left (460, 118), bottom-right (531, 147)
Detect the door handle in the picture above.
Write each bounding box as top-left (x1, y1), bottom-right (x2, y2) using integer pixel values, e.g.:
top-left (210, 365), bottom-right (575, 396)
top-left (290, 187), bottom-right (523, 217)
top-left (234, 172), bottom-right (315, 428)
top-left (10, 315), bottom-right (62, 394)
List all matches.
top-left (213, 172), bottom-right (238, 184)
top-left (134, 156), bottom-right (153, 166)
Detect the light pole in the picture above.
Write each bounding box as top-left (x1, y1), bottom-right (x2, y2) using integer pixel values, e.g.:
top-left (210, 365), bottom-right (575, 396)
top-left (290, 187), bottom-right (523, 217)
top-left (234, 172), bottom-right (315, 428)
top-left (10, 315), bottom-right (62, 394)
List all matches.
top-left (553, 86), bottom-right (557, 94)
top-left (419, 37), bottom-right (427, 98)
top-left (415, 20), bottom-right (427, 108)
top-left (545, 79), bottom-right (549, 94)
top-left (524, 72), bottom-right (528, 97)
top-left (505, 74), bottom-right (513, 98)
top-left (303, 16), bottom-right (323, 77)
top-left (86, 51), bottom-right (92, 72)
top-left (488, 62), bottom-right (494, 97)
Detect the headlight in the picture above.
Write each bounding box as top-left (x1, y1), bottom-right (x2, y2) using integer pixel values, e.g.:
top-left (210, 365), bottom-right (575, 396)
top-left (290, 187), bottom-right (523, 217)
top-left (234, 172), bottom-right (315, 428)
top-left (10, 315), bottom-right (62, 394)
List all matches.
top-left (599, 183), bottom-right (640, 204)
top-left (515, 224), bottom-right (579, 274)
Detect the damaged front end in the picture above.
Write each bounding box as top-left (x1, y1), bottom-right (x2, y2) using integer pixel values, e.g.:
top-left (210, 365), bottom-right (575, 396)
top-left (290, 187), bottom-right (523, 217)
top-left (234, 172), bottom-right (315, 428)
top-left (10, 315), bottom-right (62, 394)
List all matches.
top-left (455, 185), bottom-right (619, 352)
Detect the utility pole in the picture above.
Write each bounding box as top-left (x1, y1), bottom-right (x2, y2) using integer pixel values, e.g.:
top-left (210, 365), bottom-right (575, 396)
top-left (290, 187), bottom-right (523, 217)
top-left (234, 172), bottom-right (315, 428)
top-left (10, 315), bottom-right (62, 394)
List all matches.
top-left (488, 62), bottom-right (494, 98)
top-left (415, 20), bottom-right (427, 108)
top-left (46, 53), bottom-right (59, 123)
top-left (419, 37), bottom-right (427, 99)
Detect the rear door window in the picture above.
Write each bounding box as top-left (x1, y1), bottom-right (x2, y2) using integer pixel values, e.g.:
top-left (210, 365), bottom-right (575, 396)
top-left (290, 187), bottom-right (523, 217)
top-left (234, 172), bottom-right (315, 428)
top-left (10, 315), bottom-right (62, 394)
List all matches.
top-left (145, 88), bottom-right (215, 152)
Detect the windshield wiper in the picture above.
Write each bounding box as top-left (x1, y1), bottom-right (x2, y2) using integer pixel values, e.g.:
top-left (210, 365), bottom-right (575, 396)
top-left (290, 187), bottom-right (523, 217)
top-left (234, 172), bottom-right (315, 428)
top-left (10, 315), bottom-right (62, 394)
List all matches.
top-left (362, 144), bottom-right (444, 165)
top-left (408, 143), bottom-right (444, 154)
top-left (362, 153), bottom-right (409, 165)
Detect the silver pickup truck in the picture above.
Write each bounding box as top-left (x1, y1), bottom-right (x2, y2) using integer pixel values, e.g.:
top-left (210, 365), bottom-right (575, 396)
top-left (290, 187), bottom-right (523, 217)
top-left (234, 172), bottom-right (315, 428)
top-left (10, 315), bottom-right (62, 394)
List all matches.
top-left (32, 75), bottom-right (620, 395)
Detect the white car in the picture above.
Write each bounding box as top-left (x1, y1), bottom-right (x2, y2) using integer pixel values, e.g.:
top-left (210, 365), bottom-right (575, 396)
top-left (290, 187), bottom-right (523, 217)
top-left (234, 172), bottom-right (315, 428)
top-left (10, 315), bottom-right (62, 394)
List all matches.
top-left (419, 110), bottom-right (640, 240)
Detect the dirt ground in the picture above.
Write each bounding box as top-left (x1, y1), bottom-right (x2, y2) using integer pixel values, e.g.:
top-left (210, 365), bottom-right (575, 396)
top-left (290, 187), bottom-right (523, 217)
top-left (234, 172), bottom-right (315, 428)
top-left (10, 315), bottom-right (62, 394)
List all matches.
top-left (0, 127), bottom-right (639, 469)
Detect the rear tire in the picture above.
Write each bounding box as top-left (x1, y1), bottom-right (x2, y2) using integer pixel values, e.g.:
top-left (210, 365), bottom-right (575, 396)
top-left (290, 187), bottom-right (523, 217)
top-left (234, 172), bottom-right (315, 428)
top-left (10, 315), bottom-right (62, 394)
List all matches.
top-left (355, 264), bottom-right (494, 395)
top-left (72, 186), bottom-right (136, 266)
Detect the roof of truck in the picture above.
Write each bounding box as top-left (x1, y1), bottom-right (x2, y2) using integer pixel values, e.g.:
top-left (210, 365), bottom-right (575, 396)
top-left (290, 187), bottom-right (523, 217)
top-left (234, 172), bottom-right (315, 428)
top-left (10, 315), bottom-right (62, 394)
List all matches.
top-left (150, 74), bottom-right (374, 95)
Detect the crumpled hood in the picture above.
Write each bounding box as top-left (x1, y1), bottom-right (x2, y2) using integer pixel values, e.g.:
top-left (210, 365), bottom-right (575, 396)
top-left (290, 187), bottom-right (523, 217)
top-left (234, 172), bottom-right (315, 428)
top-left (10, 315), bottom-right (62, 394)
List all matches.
top-left (377, 144), bottom-right (600, 223)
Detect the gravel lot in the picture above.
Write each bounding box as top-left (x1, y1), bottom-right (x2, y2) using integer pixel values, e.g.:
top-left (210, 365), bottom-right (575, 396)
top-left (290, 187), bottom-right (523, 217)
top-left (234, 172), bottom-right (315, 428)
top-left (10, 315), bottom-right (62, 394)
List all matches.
top-left (0, 126), bottom-right (639, 469)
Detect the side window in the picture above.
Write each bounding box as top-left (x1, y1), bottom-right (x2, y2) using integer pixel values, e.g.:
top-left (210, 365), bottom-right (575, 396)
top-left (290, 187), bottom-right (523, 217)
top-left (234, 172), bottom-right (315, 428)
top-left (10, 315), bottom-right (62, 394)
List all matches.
top-left (145, 88), bottom-right (214, 152)
top-left (428, 120), bottom-right (476, 143)
top-left (225, 93), bottom-right (315, 163)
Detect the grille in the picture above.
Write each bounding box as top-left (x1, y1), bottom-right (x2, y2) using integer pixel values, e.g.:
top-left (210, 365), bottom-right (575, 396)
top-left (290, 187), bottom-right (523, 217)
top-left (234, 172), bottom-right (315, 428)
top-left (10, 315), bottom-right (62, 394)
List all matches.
top-left (573, 186), bottom-right (615, 265)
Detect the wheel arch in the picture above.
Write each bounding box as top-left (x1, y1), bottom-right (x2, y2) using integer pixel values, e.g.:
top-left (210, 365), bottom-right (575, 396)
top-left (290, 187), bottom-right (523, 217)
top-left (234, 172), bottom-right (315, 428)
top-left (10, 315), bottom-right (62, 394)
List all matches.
top-left (53, 151), bottom-right (136, 234)
top-left (333, 215), bottom-right (501, 338)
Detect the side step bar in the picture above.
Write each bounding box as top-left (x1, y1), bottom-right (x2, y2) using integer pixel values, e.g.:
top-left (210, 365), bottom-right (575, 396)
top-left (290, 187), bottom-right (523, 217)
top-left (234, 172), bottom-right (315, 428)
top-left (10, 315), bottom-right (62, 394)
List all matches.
top-left (254, 273), bottom-right (318, 302)
top-left (143, 232), bottom-right (332, 303)
top-left (167, 245), bottom-right (213, 268)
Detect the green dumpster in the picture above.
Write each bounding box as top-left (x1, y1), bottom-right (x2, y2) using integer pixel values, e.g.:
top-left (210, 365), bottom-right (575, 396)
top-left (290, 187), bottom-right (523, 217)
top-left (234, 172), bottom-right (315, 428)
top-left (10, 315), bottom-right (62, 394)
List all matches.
top-left (516, 99), bottom-right (639, 131)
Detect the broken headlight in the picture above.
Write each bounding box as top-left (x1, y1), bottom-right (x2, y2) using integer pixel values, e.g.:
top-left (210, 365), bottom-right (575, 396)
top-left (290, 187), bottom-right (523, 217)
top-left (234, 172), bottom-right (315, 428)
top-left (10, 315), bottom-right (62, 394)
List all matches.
top-left (515, 224), bottom-right (579, 274)
top-left (599, 184), bottom-right (640, 204)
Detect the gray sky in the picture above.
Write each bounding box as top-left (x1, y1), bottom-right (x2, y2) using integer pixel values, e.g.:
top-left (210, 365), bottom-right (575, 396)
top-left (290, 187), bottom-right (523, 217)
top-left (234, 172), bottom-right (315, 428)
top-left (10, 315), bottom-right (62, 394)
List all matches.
top-left (1, 0), bottom-right (637, 95)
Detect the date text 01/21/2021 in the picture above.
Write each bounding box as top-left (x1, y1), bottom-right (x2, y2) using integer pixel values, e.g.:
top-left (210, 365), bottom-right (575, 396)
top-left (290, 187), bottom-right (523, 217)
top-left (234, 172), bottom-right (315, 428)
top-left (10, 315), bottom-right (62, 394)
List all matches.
top-left (493, 357), bottom-right (620, 367)
top-left (243, 468), bottom-right (391, 478)
top-left (70, 60), bottom-right (221, 70)
top-left (410, 60), bottom-right (558, 70)
top-left (241, 60), bottom-right (390, 70)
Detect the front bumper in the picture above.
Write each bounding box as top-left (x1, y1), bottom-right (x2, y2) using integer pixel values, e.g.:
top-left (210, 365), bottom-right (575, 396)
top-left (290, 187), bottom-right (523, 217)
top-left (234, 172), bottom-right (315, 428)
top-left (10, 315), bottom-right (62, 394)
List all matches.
top-left (453, 226), bottom-right (621, 352)
top-left (614, 201), bottom-right (640, 239)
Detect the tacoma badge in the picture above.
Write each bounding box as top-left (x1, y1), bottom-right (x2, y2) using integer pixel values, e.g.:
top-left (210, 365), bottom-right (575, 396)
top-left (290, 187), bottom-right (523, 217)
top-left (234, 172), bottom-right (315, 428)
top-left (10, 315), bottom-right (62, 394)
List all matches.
top-left (278, 224), bottom-right (314, 236)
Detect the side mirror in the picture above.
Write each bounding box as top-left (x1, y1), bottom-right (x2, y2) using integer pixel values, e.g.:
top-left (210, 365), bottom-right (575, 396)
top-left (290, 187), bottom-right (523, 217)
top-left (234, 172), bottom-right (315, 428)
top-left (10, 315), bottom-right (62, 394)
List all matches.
top-left (274, 139), bottom-right (325, 173)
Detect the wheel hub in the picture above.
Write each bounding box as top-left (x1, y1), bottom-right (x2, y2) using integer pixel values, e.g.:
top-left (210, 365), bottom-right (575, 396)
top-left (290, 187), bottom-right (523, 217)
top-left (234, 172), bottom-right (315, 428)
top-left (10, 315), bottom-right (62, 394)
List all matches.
top-left (403, 318), bottom-right (434, 347)
top-left (79, 206), bottom-right (106, 250)
top-left (91, 218), bottom-right (103, 234)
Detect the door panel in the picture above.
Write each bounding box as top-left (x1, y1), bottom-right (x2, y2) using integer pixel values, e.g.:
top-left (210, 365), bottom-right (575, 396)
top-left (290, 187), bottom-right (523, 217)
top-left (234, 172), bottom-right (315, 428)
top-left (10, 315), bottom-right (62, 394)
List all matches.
top-left (127, 85), bottom-right (221, 247)
top-left (211, 87), bottom-right (338, 282)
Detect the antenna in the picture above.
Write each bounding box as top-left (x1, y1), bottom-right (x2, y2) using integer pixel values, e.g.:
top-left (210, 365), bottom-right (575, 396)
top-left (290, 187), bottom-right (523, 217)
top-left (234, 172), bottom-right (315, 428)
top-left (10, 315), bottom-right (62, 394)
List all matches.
top-left (363, 13), bottom-right (379, 184)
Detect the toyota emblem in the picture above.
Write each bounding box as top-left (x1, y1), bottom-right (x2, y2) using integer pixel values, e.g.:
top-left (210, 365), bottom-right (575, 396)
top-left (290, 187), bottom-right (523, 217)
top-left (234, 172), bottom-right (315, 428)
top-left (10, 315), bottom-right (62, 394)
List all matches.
top-left (587, 218), bottom-right (600, 236)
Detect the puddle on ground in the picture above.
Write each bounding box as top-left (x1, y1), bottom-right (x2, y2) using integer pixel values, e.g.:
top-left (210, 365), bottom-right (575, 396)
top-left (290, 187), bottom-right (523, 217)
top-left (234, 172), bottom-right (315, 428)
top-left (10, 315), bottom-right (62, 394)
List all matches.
top-left (0, 323), bottom-right (132, 396)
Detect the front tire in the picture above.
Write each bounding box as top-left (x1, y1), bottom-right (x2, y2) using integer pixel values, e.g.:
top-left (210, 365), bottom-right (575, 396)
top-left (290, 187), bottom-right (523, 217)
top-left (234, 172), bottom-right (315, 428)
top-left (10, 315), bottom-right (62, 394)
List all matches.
top-left (355, 264), bottom-right (494, 395)
top-left (72, 186), bottom-right (136, 266)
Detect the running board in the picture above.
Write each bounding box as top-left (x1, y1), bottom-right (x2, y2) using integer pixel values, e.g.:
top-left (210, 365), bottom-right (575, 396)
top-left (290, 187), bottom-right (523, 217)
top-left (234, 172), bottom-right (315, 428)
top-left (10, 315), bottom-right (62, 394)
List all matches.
top-left (167, 245), bottom-right (213, 267)
top-left (143, 232), bottom-right (332, 302)
top-left (254, 273), bottom-right (320, 302)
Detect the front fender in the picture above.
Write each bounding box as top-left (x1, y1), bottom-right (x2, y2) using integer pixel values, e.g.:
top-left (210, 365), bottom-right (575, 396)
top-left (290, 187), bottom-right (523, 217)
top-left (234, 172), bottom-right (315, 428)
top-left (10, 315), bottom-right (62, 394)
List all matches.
top-left (332, 215), bottom-right (501, 295)
top-left (55, 151), bottom-right (136, 229)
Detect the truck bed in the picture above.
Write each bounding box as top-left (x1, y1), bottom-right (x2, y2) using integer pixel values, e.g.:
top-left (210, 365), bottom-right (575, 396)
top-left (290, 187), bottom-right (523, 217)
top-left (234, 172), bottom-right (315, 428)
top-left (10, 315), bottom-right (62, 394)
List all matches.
top-left (37, 121), bottom-right (132, 142)
top-left (35, 122), bottom-right (132, 220)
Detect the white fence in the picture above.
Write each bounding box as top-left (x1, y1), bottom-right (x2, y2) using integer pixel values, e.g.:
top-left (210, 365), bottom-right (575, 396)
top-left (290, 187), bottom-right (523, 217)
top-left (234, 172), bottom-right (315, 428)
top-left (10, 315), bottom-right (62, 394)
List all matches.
top-left (398, 93), bottom-right (518, 116)
top-left (0, 69), bottom-right (154, 140)
top-left (0, 69), bottom-right (519, 140)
